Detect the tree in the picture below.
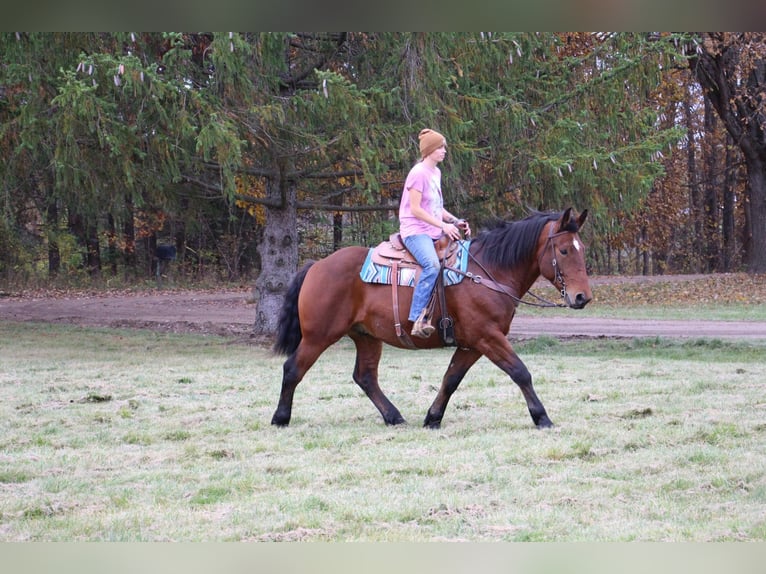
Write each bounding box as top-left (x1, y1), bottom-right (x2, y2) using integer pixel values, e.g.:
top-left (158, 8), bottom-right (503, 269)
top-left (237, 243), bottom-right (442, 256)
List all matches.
top-left (689, 32), bottom-right (766, 273)
top-left (230, 33), bottom-right (688, 332)
top-left (0, 33), bottom-right (79, 278)
top-left (0, 32), bottom-right (247, 282)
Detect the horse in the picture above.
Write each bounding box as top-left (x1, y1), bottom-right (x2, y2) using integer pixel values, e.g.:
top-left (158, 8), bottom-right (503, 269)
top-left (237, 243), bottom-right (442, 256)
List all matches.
top-left (271, 208), bottom-right (593, 429)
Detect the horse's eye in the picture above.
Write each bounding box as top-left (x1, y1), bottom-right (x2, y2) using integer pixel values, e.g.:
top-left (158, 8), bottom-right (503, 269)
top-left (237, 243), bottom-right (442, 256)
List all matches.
top-left (560, 248), bottom-right (568, 256)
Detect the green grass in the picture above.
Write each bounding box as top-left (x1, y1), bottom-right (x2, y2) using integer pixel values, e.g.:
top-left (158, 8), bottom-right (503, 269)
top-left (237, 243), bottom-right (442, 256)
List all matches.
top-left (533, 302), bottom-right (766, 321)
top-left (1, 322), bottom-right (765, 541)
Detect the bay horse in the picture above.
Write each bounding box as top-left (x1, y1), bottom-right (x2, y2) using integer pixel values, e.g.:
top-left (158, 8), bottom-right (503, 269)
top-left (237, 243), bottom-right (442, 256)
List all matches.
top-left (271, 208), bottom-right (592, 429)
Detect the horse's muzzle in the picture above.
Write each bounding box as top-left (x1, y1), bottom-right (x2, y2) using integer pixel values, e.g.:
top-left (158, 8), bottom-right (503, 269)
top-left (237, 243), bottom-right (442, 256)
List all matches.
top-left (566, 291), bottom-right (592, 309)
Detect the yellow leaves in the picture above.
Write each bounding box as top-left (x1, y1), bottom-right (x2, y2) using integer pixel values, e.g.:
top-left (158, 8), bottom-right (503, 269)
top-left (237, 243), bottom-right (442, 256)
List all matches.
top-left (234, 175), bottom-right (266, 225)
top-left (451, 58), bottom-right (464, 78)
top-left (134, 209), bottom-right (168, 241)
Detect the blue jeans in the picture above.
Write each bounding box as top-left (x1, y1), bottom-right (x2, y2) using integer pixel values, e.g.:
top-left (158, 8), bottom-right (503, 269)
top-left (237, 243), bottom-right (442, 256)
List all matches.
top-left (403, 234), bottom-right (440, 322)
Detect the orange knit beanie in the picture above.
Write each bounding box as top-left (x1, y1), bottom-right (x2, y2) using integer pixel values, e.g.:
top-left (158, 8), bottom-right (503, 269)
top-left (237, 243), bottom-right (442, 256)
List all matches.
top-left (419, 128), bottom-right (446, 159)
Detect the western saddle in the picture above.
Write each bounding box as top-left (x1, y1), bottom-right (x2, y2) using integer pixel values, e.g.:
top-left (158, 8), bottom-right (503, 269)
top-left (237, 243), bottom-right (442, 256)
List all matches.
top-left (370, 233), bottom-right (460, 348)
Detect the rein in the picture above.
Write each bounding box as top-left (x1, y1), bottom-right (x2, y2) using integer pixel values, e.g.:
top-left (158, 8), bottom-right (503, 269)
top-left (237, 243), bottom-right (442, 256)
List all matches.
top-left (444, 228), bottom-right (569, 309)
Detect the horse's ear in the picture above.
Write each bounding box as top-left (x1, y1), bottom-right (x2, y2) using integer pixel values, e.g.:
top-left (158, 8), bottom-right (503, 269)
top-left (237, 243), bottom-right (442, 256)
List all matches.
top-left (558, 207), bottom-right (573, 231)
top-left (576, 209), bottom-right (588, 229)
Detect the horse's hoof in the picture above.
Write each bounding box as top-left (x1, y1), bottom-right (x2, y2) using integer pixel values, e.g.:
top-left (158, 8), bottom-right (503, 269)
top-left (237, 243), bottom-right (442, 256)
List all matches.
top-left (536, 419), bottom-right (554, 429)
top-left (385, 416), bottom-right (407, 426)
top-left (423, 415), bottom-right (442, 429)
top-left (271, 413), bottom-right (290, 426)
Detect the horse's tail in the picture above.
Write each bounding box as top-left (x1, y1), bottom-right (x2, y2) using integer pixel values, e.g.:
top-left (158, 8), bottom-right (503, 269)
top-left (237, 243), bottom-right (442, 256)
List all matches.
top-left (273, 261), bottom-right (315, 356)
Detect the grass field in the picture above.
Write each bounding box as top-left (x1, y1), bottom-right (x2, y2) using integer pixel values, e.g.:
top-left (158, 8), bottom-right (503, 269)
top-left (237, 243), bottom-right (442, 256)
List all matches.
top-left (1, 322), bottom-right (765, 541)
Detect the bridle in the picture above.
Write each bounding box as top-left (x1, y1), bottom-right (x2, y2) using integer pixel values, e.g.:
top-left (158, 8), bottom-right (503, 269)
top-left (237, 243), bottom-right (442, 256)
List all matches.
top-left (537, 224), bottom-right (570, 302)
top-left (443, 222), bottom-right (573, 309)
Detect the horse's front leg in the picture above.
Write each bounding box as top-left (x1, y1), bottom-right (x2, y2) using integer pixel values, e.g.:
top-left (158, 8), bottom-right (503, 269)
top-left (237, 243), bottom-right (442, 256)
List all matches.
top-left (423, 347), bottom-right (482, 428)
top-left (478, 335), bottom-right (553, 429)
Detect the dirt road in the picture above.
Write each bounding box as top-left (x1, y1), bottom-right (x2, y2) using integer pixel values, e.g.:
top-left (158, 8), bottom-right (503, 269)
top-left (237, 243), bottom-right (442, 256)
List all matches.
top-left (3, 286), bottom-right (766, 341)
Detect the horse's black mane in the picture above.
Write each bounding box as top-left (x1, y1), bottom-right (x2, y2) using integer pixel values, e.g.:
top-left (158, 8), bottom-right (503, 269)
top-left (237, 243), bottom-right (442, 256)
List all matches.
top-left (471, 210), bottom-right (572, 269)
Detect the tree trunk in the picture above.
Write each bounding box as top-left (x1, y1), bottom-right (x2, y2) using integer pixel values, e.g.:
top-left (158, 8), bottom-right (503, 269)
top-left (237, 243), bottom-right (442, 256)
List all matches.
top-left (640, 225), bottom-right (649, 275)
top-left (690, 35), bottom-right (766, 273)
top-left (743, 185), bottom-right (753, 269)
top-left (146, 233), bottom-right (157, 277)
top-left (253, 162), bottom-right (299, 337)
top-left (85, 224), bottom-right (101, 278)
top-left (703, 98), bottom-right (720, 272)
top-left (605, 239), bottom-right (612, 274)
top-left (332, 190), bottom-right (344, 252)
top-left (685, 88), bottom-right (702, 273)
top-left (175, 226), bottom-right (186, 276)
top-left (46, 199), bottom-right (60, 277)
top-left (721, 134), bottom-right (736, 271)
top-left (333, 212), bottom-right (343, 252)
top-left (744, 154), bottom-right (766, 273)
top-left (123, 193), bottom-right (137, 280)
top-left (68, 211), bottom-right (101, 277)
top-left (107, 214), bottom-right (118, 276)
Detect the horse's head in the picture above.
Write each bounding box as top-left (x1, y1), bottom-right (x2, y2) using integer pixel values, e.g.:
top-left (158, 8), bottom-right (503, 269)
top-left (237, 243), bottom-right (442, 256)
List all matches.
top-left (537, 208), bottom-right (593, 309)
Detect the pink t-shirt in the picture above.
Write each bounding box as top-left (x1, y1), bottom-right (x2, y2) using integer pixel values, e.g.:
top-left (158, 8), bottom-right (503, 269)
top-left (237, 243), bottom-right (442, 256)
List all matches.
top-left (399, 162), bottom-right (443, 239)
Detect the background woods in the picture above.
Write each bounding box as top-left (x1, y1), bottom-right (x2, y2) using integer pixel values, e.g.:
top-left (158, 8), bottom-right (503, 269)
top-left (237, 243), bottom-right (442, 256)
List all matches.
top-left (2, 32), bottom-right (766, 333)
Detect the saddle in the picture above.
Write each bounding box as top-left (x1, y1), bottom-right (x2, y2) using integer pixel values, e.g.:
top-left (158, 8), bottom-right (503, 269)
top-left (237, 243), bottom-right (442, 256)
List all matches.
top-left (369, 233), bottom-right (460, 348)
top-left (371, 233), bottom-right (459, 268)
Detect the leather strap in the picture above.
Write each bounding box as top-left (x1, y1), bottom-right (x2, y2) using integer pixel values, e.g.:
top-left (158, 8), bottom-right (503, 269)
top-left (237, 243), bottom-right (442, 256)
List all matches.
top-left (392, 260), bottom-right (402, 337)
top-left (436, 267), bottom-right (456, 346)
top-left (391, 261), bottom-right (417, 349)
top-left (443, 265), bottom-right (514, 297)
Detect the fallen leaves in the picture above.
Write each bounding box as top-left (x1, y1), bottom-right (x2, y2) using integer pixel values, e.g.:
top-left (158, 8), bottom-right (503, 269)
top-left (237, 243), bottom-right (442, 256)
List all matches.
top-left (591, 273), bottom-right (766, 306)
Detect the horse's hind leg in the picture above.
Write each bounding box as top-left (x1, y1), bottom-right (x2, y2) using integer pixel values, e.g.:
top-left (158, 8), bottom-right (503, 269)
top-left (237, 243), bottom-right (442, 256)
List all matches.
top-left (351, 333), bottom-right (406, 425)
top-left (271, 340), bottom-right (327, 427)
top-left (423, 347), bottom-right (482, 428)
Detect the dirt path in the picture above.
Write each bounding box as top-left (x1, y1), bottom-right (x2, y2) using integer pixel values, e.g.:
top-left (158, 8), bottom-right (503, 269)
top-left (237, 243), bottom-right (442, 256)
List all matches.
top-left (3, 277), bottom-right (766, 341)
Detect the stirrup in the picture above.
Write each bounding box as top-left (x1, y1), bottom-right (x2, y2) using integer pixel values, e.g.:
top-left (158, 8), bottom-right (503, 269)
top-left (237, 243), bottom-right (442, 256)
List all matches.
top-left (411, 321), bottom-right (435, 339)
top-left (411, 309), bottom-right (435, 339)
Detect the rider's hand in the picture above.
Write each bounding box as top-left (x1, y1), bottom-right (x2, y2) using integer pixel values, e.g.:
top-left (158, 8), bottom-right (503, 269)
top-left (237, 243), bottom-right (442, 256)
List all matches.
top-left (456, 219), bottom-right (471, 238)
top-left (442, 222), bottom-right (461, 240)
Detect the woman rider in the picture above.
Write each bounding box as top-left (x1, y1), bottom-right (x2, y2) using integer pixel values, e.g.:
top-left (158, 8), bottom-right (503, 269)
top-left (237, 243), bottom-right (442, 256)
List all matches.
top-left (398, 128), bottom-right (471, 339)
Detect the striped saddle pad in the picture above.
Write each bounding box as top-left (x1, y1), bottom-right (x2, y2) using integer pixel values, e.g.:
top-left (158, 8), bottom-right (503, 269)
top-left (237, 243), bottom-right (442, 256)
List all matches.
top-left (359, 240), bottom-right (471, 287)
